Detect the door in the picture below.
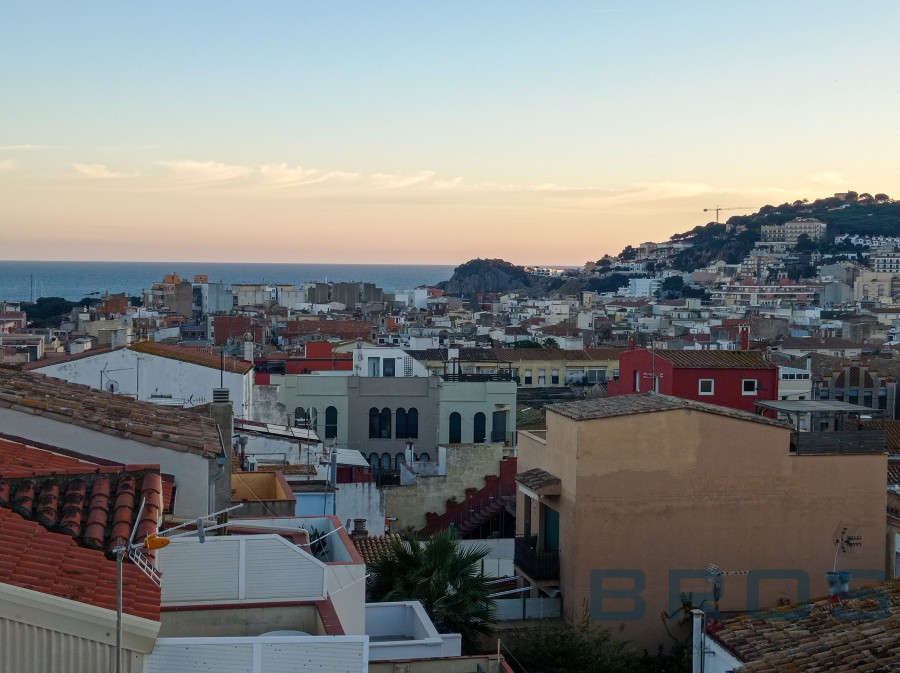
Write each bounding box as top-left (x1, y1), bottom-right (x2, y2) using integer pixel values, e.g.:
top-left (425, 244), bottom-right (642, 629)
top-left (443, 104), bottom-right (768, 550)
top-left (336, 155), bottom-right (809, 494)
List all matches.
top-left (543, 506), bottom-right (560, 551)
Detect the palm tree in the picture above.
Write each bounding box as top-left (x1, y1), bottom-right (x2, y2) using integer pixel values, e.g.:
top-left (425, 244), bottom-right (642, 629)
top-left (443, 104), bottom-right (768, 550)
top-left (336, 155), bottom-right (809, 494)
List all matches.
top-left (366, 530), bottom-right (496, 652)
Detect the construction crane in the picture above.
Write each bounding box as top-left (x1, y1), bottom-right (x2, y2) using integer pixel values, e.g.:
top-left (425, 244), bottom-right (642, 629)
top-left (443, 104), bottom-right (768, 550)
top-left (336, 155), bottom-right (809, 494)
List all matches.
top-left (703, 205), bottom-right (753, 224)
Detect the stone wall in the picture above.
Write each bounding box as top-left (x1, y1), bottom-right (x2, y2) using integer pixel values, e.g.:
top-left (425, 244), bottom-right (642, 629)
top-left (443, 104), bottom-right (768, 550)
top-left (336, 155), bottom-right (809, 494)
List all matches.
top-left (383, 443), bottom-right (504, 531)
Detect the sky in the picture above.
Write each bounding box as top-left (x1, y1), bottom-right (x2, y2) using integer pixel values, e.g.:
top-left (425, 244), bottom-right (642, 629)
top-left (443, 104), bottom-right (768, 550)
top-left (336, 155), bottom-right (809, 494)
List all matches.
top-left (2, 1), bottom-right (900, 266)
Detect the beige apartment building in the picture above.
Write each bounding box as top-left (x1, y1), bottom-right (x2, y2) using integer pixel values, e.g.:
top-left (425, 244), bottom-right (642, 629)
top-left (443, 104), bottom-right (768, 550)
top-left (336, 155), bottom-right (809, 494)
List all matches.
top-left (514, 393), bottom-right (887, 650)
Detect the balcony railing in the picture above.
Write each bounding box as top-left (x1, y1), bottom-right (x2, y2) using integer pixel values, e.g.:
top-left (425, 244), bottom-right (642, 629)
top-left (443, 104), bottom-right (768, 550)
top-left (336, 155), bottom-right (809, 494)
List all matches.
top-left (514, 535), bottom-right (560, 581)
top-left (441, 371), bottom-right (513, 382)
top-left (793, 429), bottom-right (885, 455)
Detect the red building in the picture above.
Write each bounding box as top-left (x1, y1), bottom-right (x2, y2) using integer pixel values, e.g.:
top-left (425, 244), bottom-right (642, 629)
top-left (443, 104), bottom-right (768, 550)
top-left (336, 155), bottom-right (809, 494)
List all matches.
top-left (254, 341), bottom-right (352, 384)
top-left (608, 349), bottom-right (777, 413)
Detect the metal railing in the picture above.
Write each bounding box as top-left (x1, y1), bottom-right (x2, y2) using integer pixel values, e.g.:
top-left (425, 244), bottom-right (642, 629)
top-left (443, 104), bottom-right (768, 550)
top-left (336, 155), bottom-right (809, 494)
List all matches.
top-left (793, 429), bottom-right (885, 455)
top-left (419, 480), bottom-right (516, 538)
top-left (441, 371), bottom-right (514, 382)
top-left (514, 535), bottom-right (560, 581)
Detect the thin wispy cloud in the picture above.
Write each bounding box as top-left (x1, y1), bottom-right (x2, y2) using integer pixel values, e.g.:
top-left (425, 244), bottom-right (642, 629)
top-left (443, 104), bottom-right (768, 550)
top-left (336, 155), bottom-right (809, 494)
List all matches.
top-left (158, 160), bottom-right (252, 186)
top-left (258, 163), bottom-right (359, 187)
top-left (0, 144), bottom-right (56, 151)
top-left (74, 163), bottom-right (133, 179)
top-left (0, 159), bottom-right (14, 172)
top-left (371, 170), bottom-right (437, 190)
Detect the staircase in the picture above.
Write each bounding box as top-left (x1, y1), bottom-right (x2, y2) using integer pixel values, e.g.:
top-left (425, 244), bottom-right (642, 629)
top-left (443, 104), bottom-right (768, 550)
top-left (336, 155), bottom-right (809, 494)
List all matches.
top-left (419, 457), bottom-right (517, 538)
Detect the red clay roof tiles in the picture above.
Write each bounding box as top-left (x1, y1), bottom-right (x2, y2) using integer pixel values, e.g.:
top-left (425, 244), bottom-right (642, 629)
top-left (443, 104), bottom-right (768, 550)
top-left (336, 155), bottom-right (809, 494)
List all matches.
top-left (0, 368), bottom-right (222, 457)
top-left (0, 506), bottom-right (160, 620)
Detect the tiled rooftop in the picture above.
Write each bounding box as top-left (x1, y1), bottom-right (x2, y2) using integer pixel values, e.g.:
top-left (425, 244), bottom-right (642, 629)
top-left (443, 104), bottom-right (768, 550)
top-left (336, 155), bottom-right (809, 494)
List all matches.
top-left (129, 340), bottom-right (254, 374)
top-left (0, 439), bottom-right (165, 558)
top-left (0, 368), bottom-right (222, 457)
top-left (352, 533), bottom-right (402, 564)
top-left (547, 392), bottom-right (789, 428)
top-left (650, 350), bottom-right (775, 370)
top-left (711, 579), bottom-right (900, 672)
top-left (516, 468), bottom-right (561, 493)
top-left (0, 439), bottom-right (163, 621)
top-left (0, 507), bottom-right (160, 621)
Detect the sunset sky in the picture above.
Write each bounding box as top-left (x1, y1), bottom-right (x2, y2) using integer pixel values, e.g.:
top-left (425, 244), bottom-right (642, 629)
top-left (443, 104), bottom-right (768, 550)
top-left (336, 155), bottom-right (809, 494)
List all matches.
top-left (2, 2), bottom-right (900, 266)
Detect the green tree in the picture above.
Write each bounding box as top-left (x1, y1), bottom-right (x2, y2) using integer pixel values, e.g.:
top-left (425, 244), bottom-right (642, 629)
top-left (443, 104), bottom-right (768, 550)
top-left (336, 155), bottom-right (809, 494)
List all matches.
top-left (660, 276), bottom-right (685, 295)
top-left (542, 337), bottom-right (559, 348)
top-left (366, 530), bottom-right (496, 652)
top-left (513, 339), bottom-right (544, 348)
top-left (792, 233), bottom-right (817, 253)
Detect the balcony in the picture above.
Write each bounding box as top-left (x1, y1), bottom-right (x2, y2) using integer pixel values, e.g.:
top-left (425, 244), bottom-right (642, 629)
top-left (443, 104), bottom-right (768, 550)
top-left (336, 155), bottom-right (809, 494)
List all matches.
top-left (514, 535), bottom-right (560, 581)
top-left (441, 371), bottom-right (513, 382)
top-left (793, 429), bottom-right (885, 455)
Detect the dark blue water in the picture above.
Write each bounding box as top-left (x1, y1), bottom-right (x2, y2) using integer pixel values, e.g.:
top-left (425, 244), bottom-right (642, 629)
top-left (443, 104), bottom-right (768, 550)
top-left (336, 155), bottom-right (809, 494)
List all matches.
top-left (0, 261), bottom-right (456, 302)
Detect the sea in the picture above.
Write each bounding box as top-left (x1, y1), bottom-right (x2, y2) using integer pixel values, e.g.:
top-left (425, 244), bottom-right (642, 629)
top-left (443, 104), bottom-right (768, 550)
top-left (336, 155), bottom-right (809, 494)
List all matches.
top-left (0, 261), bottom-right (457, 303)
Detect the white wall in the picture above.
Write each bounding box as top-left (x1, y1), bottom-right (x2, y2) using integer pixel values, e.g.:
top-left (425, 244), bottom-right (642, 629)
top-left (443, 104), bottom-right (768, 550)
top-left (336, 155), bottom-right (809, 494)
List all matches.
top-left (335, 481), bottom-right (385, 536)
top-left (34, 348), bottom-right (252, 418)
top-left (145, 636), bottom-right (367, 673)
top-left (0, 407), bottom-right (215, 518)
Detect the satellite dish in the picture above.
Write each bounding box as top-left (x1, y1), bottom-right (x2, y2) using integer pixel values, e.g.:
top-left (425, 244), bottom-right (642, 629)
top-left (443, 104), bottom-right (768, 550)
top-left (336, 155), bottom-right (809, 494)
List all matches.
top-left (243, 332), bottom-right (254, 342)
top-left (107, 380), bottom-right (120, 394)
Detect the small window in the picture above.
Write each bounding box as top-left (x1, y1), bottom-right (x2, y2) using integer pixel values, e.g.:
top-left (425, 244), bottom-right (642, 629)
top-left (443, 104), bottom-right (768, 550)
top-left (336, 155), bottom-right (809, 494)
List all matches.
top-left (383, 358), bottom-right (396, 377)
top-left (698, 379), bottom-right (714, 395)
top-left (551, 369), bottom-right (559, 385)
top-left (524, 370), bottom-right (532, 385)
top-left (742, 379), bottom-right (757, 395)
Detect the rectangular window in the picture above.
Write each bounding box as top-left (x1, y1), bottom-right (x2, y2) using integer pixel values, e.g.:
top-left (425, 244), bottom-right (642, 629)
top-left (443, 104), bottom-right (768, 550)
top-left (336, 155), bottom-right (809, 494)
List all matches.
top-left (367, 357), bottom-right (380, 377)
top-left (820, 389), bottom-right (829, 399)
top-left (742, 379), bottom-right (758, 395)
top-left (524, 369), bottom-right (532, 385)
top-left (699, 379), bottom-right (714, 395)
top-left (551, 369), bottom-right (559, 385)
top-left (383, 358), bottom-right (395, 377)
top-left (634, 370), bottom-right (641, 392)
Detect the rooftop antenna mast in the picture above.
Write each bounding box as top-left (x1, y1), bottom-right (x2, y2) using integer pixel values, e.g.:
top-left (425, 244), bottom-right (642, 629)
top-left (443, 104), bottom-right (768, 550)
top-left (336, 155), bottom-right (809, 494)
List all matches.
top-left (832, 523), bottom-right (862, 573)
top-left (705, 563), bottom-right (751, 615)
top-left (112, 501), bottom-right (243, 673)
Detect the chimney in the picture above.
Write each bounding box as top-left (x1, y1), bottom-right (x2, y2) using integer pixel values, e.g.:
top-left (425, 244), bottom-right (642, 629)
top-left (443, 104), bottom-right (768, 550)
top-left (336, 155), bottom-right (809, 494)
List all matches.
top-left (351, 518), bottom-right (368, 541)
top-left (739, 324), bottom-right (750, 351)
top-left (209, 388), bottom-right (234, 512)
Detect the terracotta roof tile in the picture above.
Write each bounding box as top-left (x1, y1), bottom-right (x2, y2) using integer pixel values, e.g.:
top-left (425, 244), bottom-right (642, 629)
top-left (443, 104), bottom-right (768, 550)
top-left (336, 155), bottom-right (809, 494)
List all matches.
top-left (0, 503), bottom-right (160, 621)
top-left (516, 468), bottom-right (561, 492)
top-left (352, 533), bottom-right (403, 564)
top-left (650, 350), bottom-right (776, 370)
top-left (0, 369), bottom-right (222, 457)
top-left (129, 340), bottom-right (253, 374)
top-left (548, 392), bottom-right (789, 428)
top-left (712, 579), bottom-right (900, 672)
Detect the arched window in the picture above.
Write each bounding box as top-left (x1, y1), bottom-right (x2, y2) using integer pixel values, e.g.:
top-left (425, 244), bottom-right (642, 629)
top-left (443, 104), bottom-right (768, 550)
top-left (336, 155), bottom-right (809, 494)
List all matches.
top-left (474, 412), bottom-right (486, 444)
top-left (407, 408), bottom-right (419, 439)
top-left (380, 408), bottom-right (392, 439)
top-left (325, 406), bottom-right (338, 439)
top-left (294, 407), bottom-right (308, 428)
top-left (395, 452), bottom-right (405, 469)
top-left (381, 452), bottom-right (391, 469)
top-left (369, 407), bottom-right (380, 438)
top-left (396, 408), bottom-right (408, 439)
top-left (419, 452), bottom-right (431, 462)
top-left (449, 412), bottom-right (462, 444)
top-left (369, 452), bottom-right (379, 470)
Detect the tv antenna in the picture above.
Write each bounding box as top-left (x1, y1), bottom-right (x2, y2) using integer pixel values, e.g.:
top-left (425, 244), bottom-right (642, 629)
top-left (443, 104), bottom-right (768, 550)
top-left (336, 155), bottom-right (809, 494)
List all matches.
top-left (832, 523), bottom-right (862, 572)
top-left (112, 500), bottom-right (243, 673)
top-left (705, 563), bottom-right (751, 613)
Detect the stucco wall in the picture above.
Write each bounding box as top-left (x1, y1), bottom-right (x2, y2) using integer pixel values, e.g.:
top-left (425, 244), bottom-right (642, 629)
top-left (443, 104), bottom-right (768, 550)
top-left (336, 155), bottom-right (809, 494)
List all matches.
top-left (383, 443), bottom-right (505, 530)
top-left (519, 408), bottom-right (887, 650)
top-left (35, 348), bottom-right (250, 418)
top-left (335, 481), bottom-right (385, 535)
top-left (0, 407), bottom-right (215, 518)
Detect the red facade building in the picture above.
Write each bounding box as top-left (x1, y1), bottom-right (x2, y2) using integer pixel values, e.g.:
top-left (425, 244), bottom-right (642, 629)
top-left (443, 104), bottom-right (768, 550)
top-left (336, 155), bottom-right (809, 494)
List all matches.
top-left (608, 349), bottom-right (778, 413)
